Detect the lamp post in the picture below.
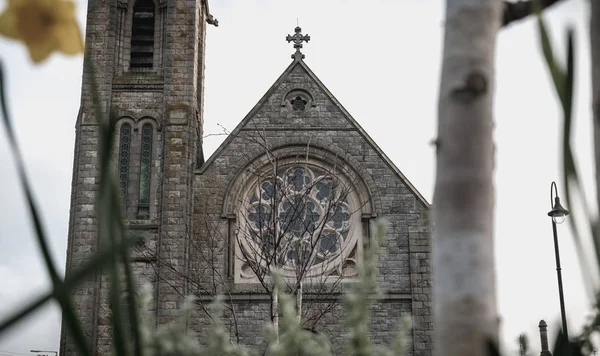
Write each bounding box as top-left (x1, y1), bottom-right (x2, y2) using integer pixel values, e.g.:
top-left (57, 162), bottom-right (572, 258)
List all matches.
top-left (548, 181), bottom-right (570, 340)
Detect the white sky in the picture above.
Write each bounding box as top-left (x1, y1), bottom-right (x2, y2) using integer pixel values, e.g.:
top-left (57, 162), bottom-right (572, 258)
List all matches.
top-left (0, 0), bottom-right (595, 355)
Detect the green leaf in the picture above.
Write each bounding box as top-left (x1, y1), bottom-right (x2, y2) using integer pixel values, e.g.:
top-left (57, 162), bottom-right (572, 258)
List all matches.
top-left (0, 60), bottom-right (93, 356)
top-left (0, 220), bottom-right (141, 337)
top-left (535, 4), bottom-right (565, 103)
top-left (0, 294), bottom-right (52, 335)
top-left (87, 51), bottom-right (142, 354)
top-left (534, 1), bottom-right (598, 299)
top-left (87, 58), bottom-right (129, 353)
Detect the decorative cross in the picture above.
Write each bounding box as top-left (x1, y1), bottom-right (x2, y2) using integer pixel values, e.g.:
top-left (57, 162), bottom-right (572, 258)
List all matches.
top-left (286, 26), bottom-right (310, 60)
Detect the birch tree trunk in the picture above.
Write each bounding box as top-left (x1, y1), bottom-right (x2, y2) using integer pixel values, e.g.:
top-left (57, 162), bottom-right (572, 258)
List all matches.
top-left (296, 280), bottom-right (303, 323)
top-left (434, 1), bottom-right (501, 355)
top-left (591, 1), bottom-right (600, 222)
top-left (273, 286), bottom-right (279, 339)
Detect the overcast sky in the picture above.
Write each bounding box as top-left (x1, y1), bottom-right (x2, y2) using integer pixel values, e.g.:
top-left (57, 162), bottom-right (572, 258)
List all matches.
top-left (0, 0), bottom-right (595, 355)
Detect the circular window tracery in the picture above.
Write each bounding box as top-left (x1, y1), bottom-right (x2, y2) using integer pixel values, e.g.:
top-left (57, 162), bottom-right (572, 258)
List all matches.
top-left (282, 89), bottom-right (313, 112)
top-left (290, 96), bottom-right (307, 111)
top-left (239, 163), bottom-right (360, 280)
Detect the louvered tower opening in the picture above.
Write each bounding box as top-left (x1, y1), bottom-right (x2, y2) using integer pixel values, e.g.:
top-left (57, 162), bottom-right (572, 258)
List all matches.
top-left (130, 0), bottom-right (155, 69)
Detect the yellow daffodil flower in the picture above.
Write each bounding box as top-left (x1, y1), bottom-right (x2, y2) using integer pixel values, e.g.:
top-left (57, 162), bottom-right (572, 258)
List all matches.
top-left (0, 0), bottom-right (84, 63)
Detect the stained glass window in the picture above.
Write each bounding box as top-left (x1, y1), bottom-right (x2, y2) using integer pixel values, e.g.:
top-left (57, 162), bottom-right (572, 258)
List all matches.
top-left (138, 124), bottom-right (153, 207)
top-left (118, 124), bottom-right (132, 208)
top-left (243, 165), bottom-right (354, 278)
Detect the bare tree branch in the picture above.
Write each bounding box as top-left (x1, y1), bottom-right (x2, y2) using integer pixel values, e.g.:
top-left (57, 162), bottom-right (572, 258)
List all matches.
top-left (146, 122), bottom-right (369, 343)
top-left (502, 0), bottom-right (564, 27)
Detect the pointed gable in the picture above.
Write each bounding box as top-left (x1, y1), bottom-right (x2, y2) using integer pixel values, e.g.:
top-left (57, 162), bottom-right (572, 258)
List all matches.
top-left (200, 56), bottom-right (428, 207)
top-left (191, 28), bottom-right (433, 353)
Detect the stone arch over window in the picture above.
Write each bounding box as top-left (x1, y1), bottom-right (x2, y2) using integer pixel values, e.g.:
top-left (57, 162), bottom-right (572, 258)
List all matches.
top-left (281, 89), bottom-right (316, 112)
top-left (115, 116), bottom-right (160, 219)
top-left (223, 145), bottom-right (374, 217)
top-left (115, 0), bottom-right (165, 73)
top-left (223, 146), bottom-right (373, 284)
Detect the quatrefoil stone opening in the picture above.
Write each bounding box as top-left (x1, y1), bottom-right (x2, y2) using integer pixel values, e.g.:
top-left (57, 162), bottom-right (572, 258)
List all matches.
top-left (290, 96), bottom-right (307, 111)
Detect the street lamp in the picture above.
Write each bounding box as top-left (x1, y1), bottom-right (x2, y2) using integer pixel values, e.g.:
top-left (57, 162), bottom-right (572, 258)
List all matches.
top-left (548, 181), bottom-right (570, 340)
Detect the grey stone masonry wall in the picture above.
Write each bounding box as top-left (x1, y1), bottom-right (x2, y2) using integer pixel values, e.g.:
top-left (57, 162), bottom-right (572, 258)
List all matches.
top-left (60, 0), bottom-right (117, 342)
top-left (410, 212), bottom-right (433, 356)
top-left (60, 0), bottom-right (209, 354)
top-left (63, 0), bottom-right (432, 353)
top-left (191, 59), bottom-right (433, 355)
top-left (189, 298), bottom-right (413, 355)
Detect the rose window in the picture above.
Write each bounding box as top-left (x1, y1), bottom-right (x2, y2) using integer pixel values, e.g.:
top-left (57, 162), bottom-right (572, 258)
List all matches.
top-left (241, 165), bottom-right (357, 279)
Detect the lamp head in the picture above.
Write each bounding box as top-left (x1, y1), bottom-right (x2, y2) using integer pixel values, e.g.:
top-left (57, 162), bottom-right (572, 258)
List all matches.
top-left (548, 196), bottom-right (569, 224)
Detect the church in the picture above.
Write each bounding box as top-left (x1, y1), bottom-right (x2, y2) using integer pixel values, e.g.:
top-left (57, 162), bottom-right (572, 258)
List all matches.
top-left (60, 0), bottom-right (432, 354)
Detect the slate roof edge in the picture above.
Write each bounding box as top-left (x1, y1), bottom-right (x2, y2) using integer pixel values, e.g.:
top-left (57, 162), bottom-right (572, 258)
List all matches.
top-left (295, 60), bottom-right (430, 208)
top-left (198, 59), bottom-right (300, 174)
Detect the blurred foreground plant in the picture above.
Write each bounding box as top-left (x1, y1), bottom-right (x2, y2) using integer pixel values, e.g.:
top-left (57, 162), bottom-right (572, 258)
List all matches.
top-left (0, 52), bottom-right (410, 355)
top-left (533, 1), bottom-right (599, 355)
top-left (130, 220), bottom-right (410, 356)
top-left (7, 0), bottom-right (594, 354)
top-left (0, 0), bottom-right (83, 63)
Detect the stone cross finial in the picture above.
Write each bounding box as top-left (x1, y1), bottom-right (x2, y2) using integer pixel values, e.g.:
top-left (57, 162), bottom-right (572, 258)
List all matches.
top-left (286, 26), bottom-right (310, 60)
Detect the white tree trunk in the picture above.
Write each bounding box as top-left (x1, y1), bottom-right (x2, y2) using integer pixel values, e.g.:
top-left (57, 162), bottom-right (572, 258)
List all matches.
top-left (434, 1), bottom-right (501, 355)
top-left (296, 280), bottom-right (303, 323)
top-left (591, 0), bottom-right (600, 222)
top-left (273, 286), bottom-right (279, 339)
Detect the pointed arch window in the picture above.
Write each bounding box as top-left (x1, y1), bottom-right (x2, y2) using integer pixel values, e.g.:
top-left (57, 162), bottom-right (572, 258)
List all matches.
top-left (118, 124), bottom-right (133, 208)
top-left (130, 0), bottom-right (155, 69)
top-left (138, 124), bottom-right (153, 210)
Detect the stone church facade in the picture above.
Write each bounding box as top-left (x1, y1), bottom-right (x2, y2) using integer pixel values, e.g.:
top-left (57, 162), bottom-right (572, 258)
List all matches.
top-left (60, 0), bottom-right (433, 355)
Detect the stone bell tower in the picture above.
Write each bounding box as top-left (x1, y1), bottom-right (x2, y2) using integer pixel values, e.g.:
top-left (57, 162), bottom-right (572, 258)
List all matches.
top-left (59, 0), bottom-right (217, 353)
